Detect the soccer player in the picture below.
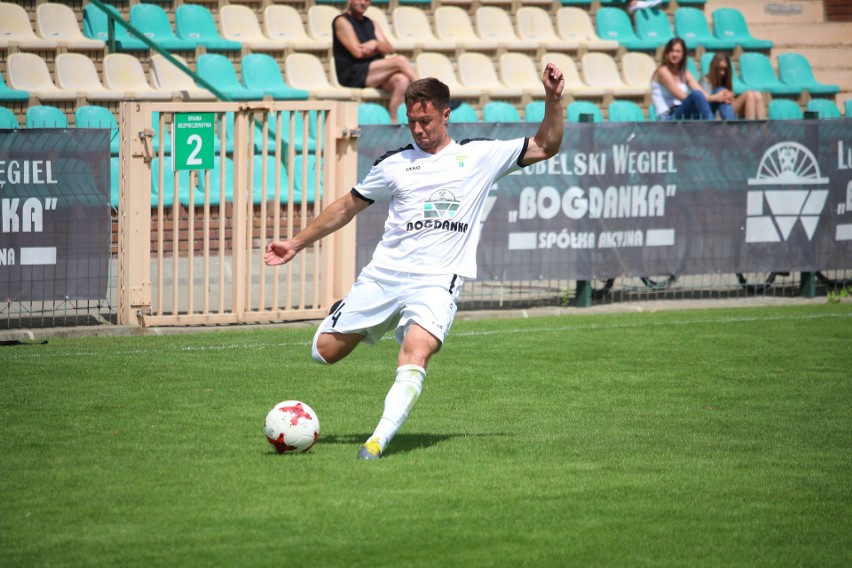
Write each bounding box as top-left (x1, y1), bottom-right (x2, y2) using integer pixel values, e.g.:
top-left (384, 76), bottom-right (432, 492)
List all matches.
top-left (264, 64), bottom-right (565, 460)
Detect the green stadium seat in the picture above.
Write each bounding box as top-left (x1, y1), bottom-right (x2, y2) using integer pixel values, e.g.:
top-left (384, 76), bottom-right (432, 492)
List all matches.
top-left (595, 8), bottom-right (659, 51)
top-left (75, 106), bottom-right (120, 155)
top-left (634, 8), bottom-right (674, 49)
top-left (197, 156), bottom-right (307, 205)
top-left (767, 99), bottom-right (803, 120)
top-left (175, 4), bottom-right (241, 52)
top-left (0, 107), bottom-right (20, 129)
top-left (524, 101), bottom-right (545, 123)
top-left (712, 8), bottom-right (773, 51)
top-left (674, 7), bottom-right (736, 52)
top-left (0, 68), bottom-right (29, 102)
top-left (806, 99), bottom-right (842, 119)
top-left (26, 105), bottom-right (68, 128)
top-left (151, 112), bottom-right (172, 155)
top-left (82, 4), bottom-right (148, 51)
top-left (483, 101), bottom-right (521, 123)
top-left (109, 156), bottom-right (120, 209)
top-left (196, 54), bottom-right (264, 101)
top-left (130, 4), bottom-right (197, 51)
top-left (739, 53), bottom-right (801, 96)
top-left (241, 54), bottom-right (310, 101)
top-left (448, 102), bottom-right (479, 124)
top-left (358, 102), bottom-right (392, 125)
top-left (568, 101), bottom-right (603, 123)
top-left (777, 53), bottom-right (840, 96)
top-left (846, 100), bottom-right (852, 118)
top-left (608, 100), bottom-right (646, 122)
top-left (561, 1), bottom-right (593, 5)
top-left (292, 154), bottom-right (322, 204)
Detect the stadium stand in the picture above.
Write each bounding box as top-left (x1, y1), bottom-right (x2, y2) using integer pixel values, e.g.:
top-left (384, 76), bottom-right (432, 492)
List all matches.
top-left (608, 100), bottom-right (647, 122)
top-left (129, 4), bottom-right (197, 52)
top-left (434, 6), bottom-right (498, 52)
top-left (82, 3), bottom-right (147, 51)
top-left (474, 6), bottom-right (539, 53)
top-left (0, 2), bottom-right (59, 51)
top-left (358, 102), bottom-right (393, 125)
top-left (567, 100), bottom-right (604, 122)
top-left (634, 8), bottom-right (675, 51)
top-left (581, 52), bottom-right (647, 99)
top-left (364, 5), bottom-right (416, 53)
top-left (415, 52), bottom-right (480, 99)
top-left (498, 52), bottom-right (546, 100)
top-left (0, 69), bottom-right (29, 103)
top-left (541, 52), bottom-right (606, 101)
top-left (241, 54), bottom-right (310, 101)
top-left (103, 53), bottom-right (172, 100)
top-left (482, 100), bottom-right (521, 123)
top-left (149, 54), bottom-right (215, 101)
top-left (555, 7), bottom-right (619, 52)
top-left (26, 105), bottom-right (68, 128)
top-left (306, 4), bottom-right (340, 48)
top-left (516, 6), bottom-right (581, 51)
top-left (7, 53), bottom-right (78, 102)
top-left (448, 101), bottom-right (479, 123)
top-left (285, 53), bottom-right (357, 99)
top-left (55, 53), bottom-right (124, 103)
top-left (621, 51), bottom-right (658, 91)
top-left (0, 107), bottom-right (20, 128)
top-left (595, 7), bottom-right (659, 52)
top-left (457, 52), bottom-right (525, 101)
top-left (767, 98), bottom-right (804, 119)
top-left (524, 100), bottom-right (545, 122)
top-left (392, 6), bottom-right (457, 53)
top-left (674, 7), bottom-right (736, 52)
top-left (777, 53), bottom-right (841, 96)
top-left (701, 51), bottom-right (749, 95)
top-left (847, 100), bottom-right (852, 118)
top-left (148, 157), bottom-right (179, 207)
top-left (263, 5), bottom-right (330, 53)
top-left (711, 8), bottom-right (773, 51)
top-left (175, 4), bottom-right (241, 53)
top-left (196, 54), bottom-right (264, 101)
top-left (219, 4), bottom-right (284, 52)
top-left (738, 53), bottom-right (802, 97)
top-left (75, 106), bottom-right (120, 155)
top-left (35, 3), bottom-right (105, 51)
top-left (806, 98), bottom-right (843, 118)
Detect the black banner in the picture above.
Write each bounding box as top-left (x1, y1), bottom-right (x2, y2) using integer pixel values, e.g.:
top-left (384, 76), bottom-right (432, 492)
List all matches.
top-left (356, 120), bottom-right (852, 280)
top-left (0, 129), bottom-right (110, 300)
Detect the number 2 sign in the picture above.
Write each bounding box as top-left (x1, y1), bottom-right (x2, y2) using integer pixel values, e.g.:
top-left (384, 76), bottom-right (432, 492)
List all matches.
top-left (172, 113), bottom-right (214, 171)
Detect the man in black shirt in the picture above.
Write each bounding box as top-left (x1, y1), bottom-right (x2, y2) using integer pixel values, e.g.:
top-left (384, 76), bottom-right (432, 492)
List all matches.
top-left (333, 0), bottom-right (418, 123)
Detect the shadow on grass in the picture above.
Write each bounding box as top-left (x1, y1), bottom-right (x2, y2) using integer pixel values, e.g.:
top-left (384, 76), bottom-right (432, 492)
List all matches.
top-left (319, 432), bottom-right (503, 457)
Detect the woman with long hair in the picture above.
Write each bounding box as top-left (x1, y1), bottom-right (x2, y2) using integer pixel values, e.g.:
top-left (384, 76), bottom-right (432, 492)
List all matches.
top-left (650, 37), bottom-right (720, 120)
top-left (701, 52), bottom-right (766, 120)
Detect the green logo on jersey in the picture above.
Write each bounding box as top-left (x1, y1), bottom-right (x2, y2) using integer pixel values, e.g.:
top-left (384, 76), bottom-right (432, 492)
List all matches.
top-left (423, 189), bottom-right (460, 219)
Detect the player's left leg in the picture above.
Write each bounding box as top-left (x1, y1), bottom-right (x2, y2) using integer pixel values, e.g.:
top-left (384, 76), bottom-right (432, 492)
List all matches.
top-left (359, 273), bottom-right (462, 460)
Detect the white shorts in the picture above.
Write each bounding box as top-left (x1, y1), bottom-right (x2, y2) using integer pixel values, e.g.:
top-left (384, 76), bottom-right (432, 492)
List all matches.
top-left (316, 264), bottom-right (463, 346)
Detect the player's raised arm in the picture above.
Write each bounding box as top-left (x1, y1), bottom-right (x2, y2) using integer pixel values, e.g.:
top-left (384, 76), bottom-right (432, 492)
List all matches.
top-left (264, 191), bottom-right (371, 266)
top-left (521, 63), bottom-right (565, 166)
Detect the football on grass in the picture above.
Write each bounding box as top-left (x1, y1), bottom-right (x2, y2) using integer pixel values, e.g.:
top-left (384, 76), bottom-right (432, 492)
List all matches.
top-left (264, 400), bottom-right (320, 453)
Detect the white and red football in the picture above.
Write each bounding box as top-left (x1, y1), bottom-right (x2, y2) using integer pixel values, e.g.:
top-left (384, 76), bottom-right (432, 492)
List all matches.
top-left (264, 400), bottom-right (320, 453)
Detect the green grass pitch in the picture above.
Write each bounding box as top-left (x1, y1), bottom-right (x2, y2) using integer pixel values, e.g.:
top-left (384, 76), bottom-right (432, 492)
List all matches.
top-left (1, 303), bottom-right (850, 567)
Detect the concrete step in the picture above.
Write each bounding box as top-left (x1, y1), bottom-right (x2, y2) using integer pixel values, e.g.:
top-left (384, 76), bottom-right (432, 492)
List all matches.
top-left (706, 0), bottom-right (825, 25)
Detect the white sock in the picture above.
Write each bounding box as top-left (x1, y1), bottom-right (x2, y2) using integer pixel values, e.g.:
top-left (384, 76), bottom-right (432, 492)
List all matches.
top-left (369, 365), bottom-right (425, 450)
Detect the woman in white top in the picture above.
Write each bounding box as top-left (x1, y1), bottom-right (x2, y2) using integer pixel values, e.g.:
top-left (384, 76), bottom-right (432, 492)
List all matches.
top-left (650, 37), bottom-right (722, 120)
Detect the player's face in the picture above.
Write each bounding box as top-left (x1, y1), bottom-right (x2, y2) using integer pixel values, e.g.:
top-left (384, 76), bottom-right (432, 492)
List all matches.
top-left (406, 101), bottom-right (450, 154)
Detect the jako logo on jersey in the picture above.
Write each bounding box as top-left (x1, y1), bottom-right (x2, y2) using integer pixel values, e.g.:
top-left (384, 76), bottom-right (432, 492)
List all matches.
top-left (745, 142), bottom-right (829, 243)
top-left (406, 166), bottom-right (420, 172)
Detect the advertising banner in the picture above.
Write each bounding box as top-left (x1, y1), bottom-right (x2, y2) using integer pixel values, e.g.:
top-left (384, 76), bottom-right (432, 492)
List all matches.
top-left (356, 120), bottom-right (852, 280)
top-left (0, 129), bottom-right (110, 300)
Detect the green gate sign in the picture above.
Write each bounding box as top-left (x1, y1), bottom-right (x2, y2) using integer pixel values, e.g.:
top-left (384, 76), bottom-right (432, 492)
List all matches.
top-left (172, 112), bottom-right (214, 171)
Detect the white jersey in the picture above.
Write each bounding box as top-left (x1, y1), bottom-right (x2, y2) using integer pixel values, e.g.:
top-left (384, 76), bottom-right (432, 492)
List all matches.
top-left (354, 137), bottom-right (528, 279)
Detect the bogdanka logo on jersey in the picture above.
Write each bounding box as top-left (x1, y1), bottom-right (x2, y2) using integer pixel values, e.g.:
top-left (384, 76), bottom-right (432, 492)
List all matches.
top-left (745, 141), bottom-right (829, 243)
top-left (405, 189), bottom-right (469, 233)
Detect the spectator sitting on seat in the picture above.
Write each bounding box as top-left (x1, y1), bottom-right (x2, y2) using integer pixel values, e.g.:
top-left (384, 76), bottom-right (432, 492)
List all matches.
top-left (626, 0), bottom-right (665, 15)
top-left (700, 52), bottom-right (766, 120)
top-left (651, 37), bottom-right (718, 120)
top-left (333, 0), bottom-right (417, 123)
